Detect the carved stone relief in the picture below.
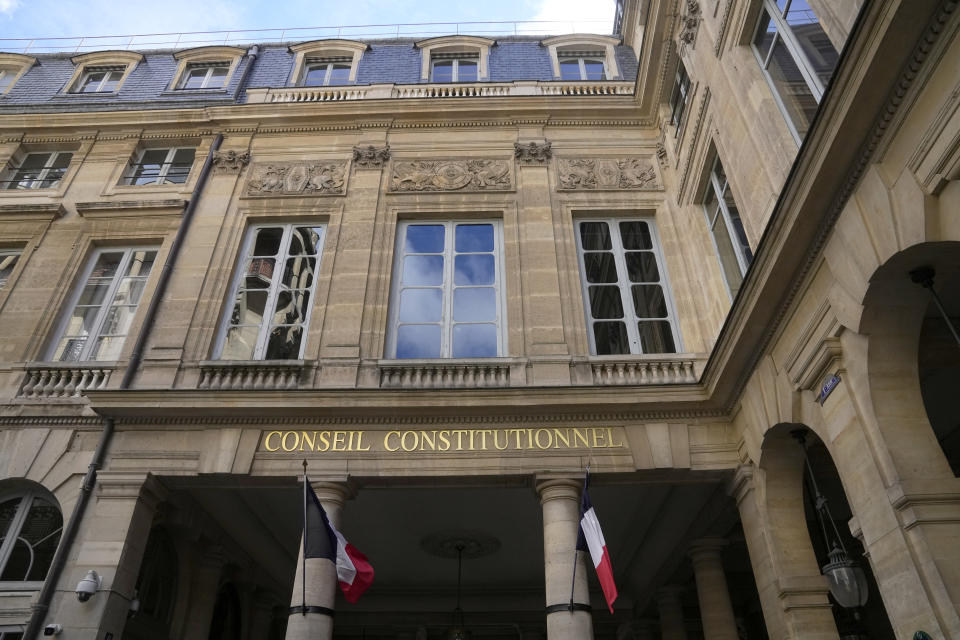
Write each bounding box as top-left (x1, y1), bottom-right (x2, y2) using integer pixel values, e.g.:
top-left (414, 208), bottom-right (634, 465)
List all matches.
top-left (352, 144), bottom-right (391, 169)
top-left (514, 141), bottom-right (552, 165)
top-left (557, 157), bottom-right (661, 191)
top-left (679, 0), bottom-right (701, 46)
top-left (211, 150), bottom-right (250, 173)
top-left (656, 142), bottom-right (668, 168)
top-left (244, 160), bottom-right (347, 196)
top-left (390, 159), bottom-right (512, 192)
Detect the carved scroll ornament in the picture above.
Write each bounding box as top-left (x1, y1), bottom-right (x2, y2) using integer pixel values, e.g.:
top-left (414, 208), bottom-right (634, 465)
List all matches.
top-left (557, 157), bottom-right (661, 191)
top-left (679, 0), bottom-right (701, 46)
top-left (514, 141), bottom-right (552, 165)
top-left (390, 159), bottom-right (512, 192)
top-left (211, 150), bottom-right (250, 173)
top-left (353, 144), bottom-right (391, 169)
top-left (245, 160), bottom-right (346, 196)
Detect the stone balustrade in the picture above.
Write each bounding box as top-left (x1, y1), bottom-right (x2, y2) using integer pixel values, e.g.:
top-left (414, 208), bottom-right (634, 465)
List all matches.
top-left (18, 364), bottom-right (113, 399)
top-left (196, 361), bottom-right (307, 390)
top-left (380, 361), bottom-right (512, 389)
top-left (590, 358), bottom-right (698, 385)
top-left (247, 81), bottom-right (634, 104)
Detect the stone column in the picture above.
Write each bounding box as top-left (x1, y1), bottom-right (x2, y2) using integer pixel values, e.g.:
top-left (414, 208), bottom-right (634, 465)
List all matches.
top-left (285, 482), bottom-right (349, 640)
top-left (688, 539), bottom-right (738, 640)
top-left (536, 478), bottom-right (593, 640)
top-left (182, 544), bottom-right (227, 640)
top-left (247, 589), bottom-right (278, 640)
top-left (656, 586), bottom-right (688, 640)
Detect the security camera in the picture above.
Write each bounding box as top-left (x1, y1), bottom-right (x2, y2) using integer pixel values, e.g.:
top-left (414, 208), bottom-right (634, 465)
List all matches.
top-left (43, 624), bottom-right (63, 636)
top-left (76, 569), bottom-right (102, 602)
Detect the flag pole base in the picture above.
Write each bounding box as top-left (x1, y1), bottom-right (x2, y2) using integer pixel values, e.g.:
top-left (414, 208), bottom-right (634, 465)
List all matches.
top-left (288, 605), bottom-right (335, 617)
top-left (545, 603), bottom-right (592, 614)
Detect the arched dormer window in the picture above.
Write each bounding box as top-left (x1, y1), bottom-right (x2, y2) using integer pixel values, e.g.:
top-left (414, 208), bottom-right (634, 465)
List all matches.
top-left (0, 481), bottom-right (63, 585)
top-left (541, 34), bottom-right (622, 81)
top-left (66, 50), bottom-right (143, 94)
top-left (288, 39), bottom-right (368, 86)
top-left (415, 36), bottom-right (495, 82)
top-left (0, 53), bottom-right (37, 95)
top-left (170, 46), bottom-right (246, 91)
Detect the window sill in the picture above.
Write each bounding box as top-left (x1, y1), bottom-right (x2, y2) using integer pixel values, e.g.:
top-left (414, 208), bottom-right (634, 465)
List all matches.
top-left (53, 91), bottom-right (121, 99)
top-left (159, 88), bottom-right (229, 96)
top-left (0, 580), bottom-right (43, 592)
top-left (76, 198), bottom-right (188, 218)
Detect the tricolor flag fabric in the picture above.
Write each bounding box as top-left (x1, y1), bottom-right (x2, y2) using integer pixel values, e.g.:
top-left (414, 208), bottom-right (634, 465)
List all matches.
top-left (304, 480), bottom-right (375, 603)
top-left (576, 472), bottom-right (618, 613)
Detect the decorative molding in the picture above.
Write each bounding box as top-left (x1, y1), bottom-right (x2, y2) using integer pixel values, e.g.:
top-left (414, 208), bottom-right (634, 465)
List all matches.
top-left (198, 360), bottom-right (307, 390)
top-left (677, 87), bottom-right (711, 202)
top-left (244, 160), bottom-right (347, 197)
top-left (678, 0), bottom-right (702, 47)
top-left (352, 144), bottom-right (391, 169)
top-left (0, 203), bottom-right (66, 221)
top-left (557, 157), bottom-right (661, 190)
top-left (714, 0), bottom-right (735, 56)
top-left (656, 142), bottom-right (668, 168)
top-left (514, 141), bottom-right (553, 165)
top-left (389, 159), bottom-right (512, 192)
top-left (212, 149), bottom-right (250, 173)
top-left (75, 199), bottom-right (187, 217)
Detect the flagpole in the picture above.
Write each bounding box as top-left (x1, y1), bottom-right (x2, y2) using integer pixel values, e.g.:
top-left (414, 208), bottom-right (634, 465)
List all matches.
top-left (302, 458), bottom-right (307, 616)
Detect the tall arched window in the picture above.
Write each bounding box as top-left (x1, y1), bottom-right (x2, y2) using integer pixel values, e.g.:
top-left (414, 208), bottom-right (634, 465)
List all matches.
top-left (0, 485), bottom-right (63, 584)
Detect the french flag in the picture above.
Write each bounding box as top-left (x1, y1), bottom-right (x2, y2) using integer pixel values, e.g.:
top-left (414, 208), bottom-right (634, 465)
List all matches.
top-left (304, 481), bottom-right (375, 603)
top-left (577, 472), bottom-right (618, 613)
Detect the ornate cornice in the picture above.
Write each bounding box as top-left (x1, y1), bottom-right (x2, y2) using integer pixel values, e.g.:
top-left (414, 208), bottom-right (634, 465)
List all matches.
top-left (714, 0), bottom-right (735, 56)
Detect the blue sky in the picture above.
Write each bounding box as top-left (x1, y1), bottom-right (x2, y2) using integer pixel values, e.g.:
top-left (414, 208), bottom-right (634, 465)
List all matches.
top-left (0, 0), bottom-right (616, 53)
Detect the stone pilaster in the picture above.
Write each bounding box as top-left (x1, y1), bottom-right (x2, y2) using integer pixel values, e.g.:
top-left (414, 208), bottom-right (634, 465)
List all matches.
top-left (656, 586), bottom-right (688, 640)
top-left (688, 539), bottom-right (738, 640)
top-left (182, 544), bottom-right (227, 640)
top-left (284, 482), bottom-right (349, 640)
top-left (536, 478), bottom-right (593, 640)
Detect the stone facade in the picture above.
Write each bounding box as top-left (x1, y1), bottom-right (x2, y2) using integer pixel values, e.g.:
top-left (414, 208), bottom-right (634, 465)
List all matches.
top-left (0, 1), bottom-right (959, 639)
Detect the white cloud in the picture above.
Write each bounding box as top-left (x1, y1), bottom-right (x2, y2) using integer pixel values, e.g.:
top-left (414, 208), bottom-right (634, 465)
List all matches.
top-left (529, 0), bottom-right (616, 35)
top-left (0, 0), bottom-right (20, 16)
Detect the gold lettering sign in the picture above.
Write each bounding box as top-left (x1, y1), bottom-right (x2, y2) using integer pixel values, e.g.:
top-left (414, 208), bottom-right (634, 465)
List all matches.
top-left (261, 427), bottom-right (625, 453)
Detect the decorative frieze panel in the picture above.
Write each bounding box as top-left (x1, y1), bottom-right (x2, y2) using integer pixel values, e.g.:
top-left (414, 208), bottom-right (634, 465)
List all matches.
top-left (244, 161), bottom-right (347, 197)
top-left (352, 144), bottom-right (391, 169)
top-left (557, 157), bottom-right (661, 191)
top-left (389, 159), bottom-right (513, 192)
top-left (514, 141), bottom-right (552, 165)
top-left (212, 150), bottom-right (251, 173)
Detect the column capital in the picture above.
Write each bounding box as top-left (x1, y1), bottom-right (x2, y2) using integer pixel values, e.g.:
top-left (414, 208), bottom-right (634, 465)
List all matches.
top-left (687, 538), bottom-right (728, 563)
top-left (535, 477), bottom-right (582, 504)
top-left (309, 480), bottom-right (353, 506)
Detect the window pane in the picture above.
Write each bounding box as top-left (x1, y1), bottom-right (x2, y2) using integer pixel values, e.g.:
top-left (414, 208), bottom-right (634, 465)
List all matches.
top-left (754, 10), bottom-right (776, 60)
top-left (397, 324), bottom-right (442, 358)
top-left (454, 254), bottom-right (495, 286)
top-left (583, 253), bottom-right (618, 283)
top-left (329, 65), bottom-right (350, 85)
top-left (632, 284), bottom-right (668, 318)
top-left (303, 65), bottom-right (327, 86)
top-left (80, 71), bottom-right (106, 92)
top-left (625, 252), bottom-right (660, 282)
top-left (399, 288), bottom-right (442, 322)
top-left (722, 189), bottom-right (753, 263)
top-left (245, 259), bottom-right (275, 287)
top-left (252, 227), bottom-right (284, 256)
top-left (91, 335), bottom-right (126, 360)
top-left (619, 221), bottom-right (653, 250)
top-left (282, 257), bottom-right (316, 290)
top-left (0, 497), bottom-right (22, 539)
top-left (583, 60), bottom-right (605, 80)
top-left (579, 222), bottom-right (612, 250)
top-left (182, 68), bottom-right (208, 89)
top-left (453, 323), bottom-right (497, 357)
top-left (101, 71), bottom-right (122, 91)
top-left (100, 305), bottom-right (138, 337)
top-left (62, 305), bottom-right (101, 337)
top-left (560, 59), bottom-right (581, 80)
top-left (272, 289), bottom-right (309, 325)
top-left (713, 219), bottom-right (744, 296)
top-left (50, 152), bottom-right (73, 170)
top-left (638, 321), bottom-right (676, 354)
top-left (432, 60), bottom-right (454, 82)
top-left (454, 287), bottom-right (496, 321)
top-left (207, 66), bottom-right (228, 88)
top-left (90, 252), bottom-right (124, 278)
top-left (76, 282), bottom-right (111, 307)
top-left (231, 290), bottom-right (267, 325)
top-left (589, 285), bottom-right (624, 319)
top-left (403, 255), bottom-right (444, 286)
top-left (53, 337), bottom-right (86, 362)
top-left (291, 227), bottom-right (324, 255)
top-left (593, 322), bottom-right (630, 355)
top-left (405, 225), bottom-right (445, 253)
top-left (0, 253), bottom-right (19, 289)
top-left (785, 0), bottom-right (838, 84)
top-left (12, 496), bottom-right (62, 582)
top-left (457, 60), bottom-right (478, 82)
top-left (126, 250), bottom-right (156, 277)
top-left (265, 325), bottom-right (303, 359)
top-left (766, 38), bottom-right (819, 138)
top-left (455, 224), bottom-right (494, 252)
top-left (221, 325), bottom-right (260, 360)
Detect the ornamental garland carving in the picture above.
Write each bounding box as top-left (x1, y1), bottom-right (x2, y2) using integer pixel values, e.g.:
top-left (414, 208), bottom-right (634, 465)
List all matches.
top-left (212, 150), bottom-right (250, 173)
top-left (390, 159), bottom-right (512, 192)
top-left (514, 141), bottom-right (552, 165)
top-left (352, 144), bottom-right (391, 169)
top-left (244, 161), bottom-right (347, 196)
top-left (679, 0), bottom-right (701, 46)
top-left (557, 157), bottom-right (661, 191)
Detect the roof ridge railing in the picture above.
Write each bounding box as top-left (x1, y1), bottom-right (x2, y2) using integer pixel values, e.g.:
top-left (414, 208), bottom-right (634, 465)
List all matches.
top-left (2, 20), bottom-right (614, 54)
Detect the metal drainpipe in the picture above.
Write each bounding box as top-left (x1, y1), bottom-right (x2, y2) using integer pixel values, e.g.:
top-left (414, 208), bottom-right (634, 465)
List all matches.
top-left (232, 44), bottom-right (260, 102)
top-left (23, 133), bottom-right (224, 640)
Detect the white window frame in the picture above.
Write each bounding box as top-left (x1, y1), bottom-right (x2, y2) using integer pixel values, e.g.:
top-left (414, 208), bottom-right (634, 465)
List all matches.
top-left (47, 246), bottom-right (158, 362)
top-left (557, 53), bottom-right (607, 81)
top-left (386, 220), bottom-right (507, 359)
top-left (0, 68), bottom-right (16, 93)
top-left (702, 155), bottom-right (752, 298)
top-left (430, 56), bottom-right (479, 82)
top-left (74, 66), bottom-right (125, 93)
top-left (301, 59), bottom-right (352, 86)
top-left (215, 223), bottom-right (326, 361)
top-left (0, 249), bottom-right (22, 291)
top-left (124, 147), bottom-right (195, 186)
top-left (751, 0), bottom-right (837, 142)
top-left (177, 62), bottom-right (230, 89)
top-left (0, 487), bottom-right (62, 590)
top-left (4, 152), bottom-right (72, 190)
top-left (574, 217), bottom-right (682, 356)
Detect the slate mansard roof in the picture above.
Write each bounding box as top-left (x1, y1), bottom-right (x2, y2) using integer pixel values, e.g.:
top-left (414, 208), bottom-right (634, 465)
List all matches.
top-left (0, 36), bottom-right (639, 113)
